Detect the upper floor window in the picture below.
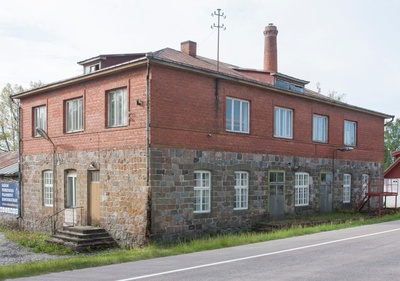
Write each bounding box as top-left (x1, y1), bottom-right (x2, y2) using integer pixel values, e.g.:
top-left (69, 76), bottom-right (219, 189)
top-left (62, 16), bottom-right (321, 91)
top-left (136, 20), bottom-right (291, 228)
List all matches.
top-left (344, 120), bottom-right (356, 146)
top-left (295, 172), bottom-right (309, 206)
top-left (275, 78), bottom-right (304, 93)
top-left (33, 105), bottom-right (46, 137)
top-left (274, 107), bottom-right (293, 139)
top-left (108, 88), bottom-right (128, 127)
top-left (313, 114), bottom-right (328, 143)
top-left (343, 174), bottom-right (351, 203)
top-left (66, 98), bottom-right (83, 133)
top-left (43, 170), bottom-right (53, 207)
top-left (234, 171), bottom-right (248, 210)
top-left (226, 97), bottom-right (249, 133)
top-left (194, 170), bottom-right (211, 213)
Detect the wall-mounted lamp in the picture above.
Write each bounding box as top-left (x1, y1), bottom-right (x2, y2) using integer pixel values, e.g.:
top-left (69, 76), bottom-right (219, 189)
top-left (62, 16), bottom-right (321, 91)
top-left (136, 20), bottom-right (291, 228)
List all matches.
top-left (136, 99), bottom-right (142, 106)
top-left (88, 161), bottom-right (97, 170)
top-left (288, 162), bottom-right (299, 171)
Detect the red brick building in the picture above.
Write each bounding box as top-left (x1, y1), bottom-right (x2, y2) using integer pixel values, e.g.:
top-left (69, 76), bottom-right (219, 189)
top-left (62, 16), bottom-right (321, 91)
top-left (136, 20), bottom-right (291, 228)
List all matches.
top-left (12, 24), bottom-right (392, 246)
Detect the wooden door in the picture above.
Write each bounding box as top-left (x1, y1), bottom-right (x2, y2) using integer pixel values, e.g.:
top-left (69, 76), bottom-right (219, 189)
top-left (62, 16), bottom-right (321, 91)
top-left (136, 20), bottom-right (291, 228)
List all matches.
top-left (89, 171), bottom-right (100, 225)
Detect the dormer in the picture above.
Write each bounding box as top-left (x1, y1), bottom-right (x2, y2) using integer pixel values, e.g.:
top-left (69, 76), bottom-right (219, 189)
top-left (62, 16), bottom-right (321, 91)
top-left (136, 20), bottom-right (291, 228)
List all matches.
top-left (272, 72), bottom-right (309, 93)
top-left (77, 53), bottom-right (146, 74)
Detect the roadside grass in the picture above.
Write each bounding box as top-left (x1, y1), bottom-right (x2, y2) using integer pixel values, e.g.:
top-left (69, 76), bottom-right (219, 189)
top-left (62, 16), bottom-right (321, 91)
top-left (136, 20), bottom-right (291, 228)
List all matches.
top-left (1, 211), bottom-right (400, 280)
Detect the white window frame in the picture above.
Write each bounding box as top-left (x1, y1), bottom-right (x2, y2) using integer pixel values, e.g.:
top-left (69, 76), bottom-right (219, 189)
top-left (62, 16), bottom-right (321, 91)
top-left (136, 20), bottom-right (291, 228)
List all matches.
top-left (43, 170), bottom-right (53, 207)
top-left (313, 114), bottom-right (328, 143)
top-left (344, 120), bottom-right (356, 146)
top-left (66, 171), bottom-right (77, 208)
top-left (108, 88), bottom-right (128, 127)
top-left (66, 98), bottom-right (83, 133)
top-left (343, 174), bottom-right (351, 203)
top-left (226, 97), bottom-right (249, 133)
top-left (274, 106), bottom-right (293, 139)
top-left (295, 172), bottom-right (309, 206)
top-left (194, 170), bottom-right (211, 213)
top-left (234, 171), bottom-right (249, 210)
top-left (34, 105), bottom-right (46, 137)
top-left (361, 174), bottom-right (369, 197)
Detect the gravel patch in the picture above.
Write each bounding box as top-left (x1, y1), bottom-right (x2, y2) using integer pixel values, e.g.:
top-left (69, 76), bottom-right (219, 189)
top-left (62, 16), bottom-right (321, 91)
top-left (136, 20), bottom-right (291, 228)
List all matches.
top-left (0, 232), bottom-right (64, 266)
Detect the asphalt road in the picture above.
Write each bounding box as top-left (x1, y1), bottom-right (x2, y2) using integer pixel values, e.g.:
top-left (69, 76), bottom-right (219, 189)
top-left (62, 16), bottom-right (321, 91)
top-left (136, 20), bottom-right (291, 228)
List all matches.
top-left (9, 220), bottom-right (400, 281)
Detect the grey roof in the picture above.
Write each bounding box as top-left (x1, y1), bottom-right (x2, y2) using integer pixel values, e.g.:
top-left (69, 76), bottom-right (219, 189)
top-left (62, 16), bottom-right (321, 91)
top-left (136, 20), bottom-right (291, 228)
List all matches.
top-left (0, 162), bottom-right (18, 176)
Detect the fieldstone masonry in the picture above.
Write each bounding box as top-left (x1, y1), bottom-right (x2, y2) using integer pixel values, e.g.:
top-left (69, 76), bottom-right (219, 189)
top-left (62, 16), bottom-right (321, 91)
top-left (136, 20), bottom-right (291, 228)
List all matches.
top-left (149, 147), bottom-right (384, 242)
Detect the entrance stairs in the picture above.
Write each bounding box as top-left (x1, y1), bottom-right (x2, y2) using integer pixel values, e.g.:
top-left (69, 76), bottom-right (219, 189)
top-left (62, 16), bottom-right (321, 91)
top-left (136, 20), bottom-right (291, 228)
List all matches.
top-left (46, 226), bottom-right (117, 252)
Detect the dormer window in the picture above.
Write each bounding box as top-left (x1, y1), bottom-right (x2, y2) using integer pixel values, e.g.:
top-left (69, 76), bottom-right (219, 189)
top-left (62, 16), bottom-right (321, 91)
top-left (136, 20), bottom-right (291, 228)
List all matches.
top-left (89, 64), bottom-right (100, 73)
top-left (275, 78), bottom-right (304, 93)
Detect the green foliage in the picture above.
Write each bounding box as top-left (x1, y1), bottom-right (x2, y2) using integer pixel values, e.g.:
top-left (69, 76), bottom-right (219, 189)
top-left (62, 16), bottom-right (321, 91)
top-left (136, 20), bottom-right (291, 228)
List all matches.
top-left (0, 81), bottom-right (44, 152)
top-left (384, 118), bottom-right (400, 169)
top-left (328, 90), bottom-right (346, 102)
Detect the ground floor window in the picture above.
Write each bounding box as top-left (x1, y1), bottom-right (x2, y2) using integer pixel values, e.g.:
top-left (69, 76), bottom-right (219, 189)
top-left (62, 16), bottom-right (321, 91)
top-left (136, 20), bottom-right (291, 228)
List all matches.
top-left (66, 171), bottom-right (77, 207)
top-left (194, 170), bottom-right (211, 213)
top-left (234, 171), bottom-right (248, 210)
top-left (295, 172), bottom-right (309, 206)
top-left (43, 170), bottom-right (53, 206)
top-left (343, 174), bottom-right (351, 203)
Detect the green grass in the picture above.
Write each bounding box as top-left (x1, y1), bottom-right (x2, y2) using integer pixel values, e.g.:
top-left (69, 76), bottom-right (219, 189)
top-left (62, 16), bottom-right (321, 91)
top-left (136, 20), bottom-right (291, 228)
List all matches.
top-left (1, 212), bottom-right (399, 280)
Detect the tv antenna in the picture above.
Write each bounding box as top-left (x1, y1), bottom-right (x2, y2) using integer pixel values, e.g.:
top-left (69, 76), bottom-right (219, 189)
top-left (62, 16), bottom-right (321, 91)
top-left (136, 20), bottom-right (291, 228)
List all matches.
top-left (211, 8), bottom-right (226, 72)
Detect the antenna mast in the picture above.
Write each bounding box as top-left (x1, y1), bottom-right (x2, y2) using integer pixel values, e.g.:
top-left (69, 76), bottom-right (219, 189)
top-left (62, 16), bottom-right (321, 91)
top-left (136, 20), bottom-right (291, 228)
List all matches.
top-left (211, 8), bottom-right (226, 72)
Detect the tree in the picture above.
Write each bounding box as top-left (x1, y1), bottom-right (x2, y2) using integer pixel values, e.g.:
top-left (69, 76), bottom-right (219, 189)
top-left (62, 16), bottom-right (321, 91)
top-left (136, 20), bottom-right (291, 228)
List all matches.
top-left (328, 90), bottom-right (346, 102)
top-left (384, 118), bottom-right (400, 169)
top-left (0, 82), bottom-right (44, 152)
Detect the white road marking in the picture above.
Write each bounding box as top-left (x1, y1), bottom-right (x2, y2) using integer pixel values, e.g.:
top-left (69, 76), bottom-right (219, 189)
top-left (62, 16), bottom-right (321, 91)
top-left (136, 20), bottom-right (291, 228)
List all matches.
top-left (116, 227), bottom-right (400, 281)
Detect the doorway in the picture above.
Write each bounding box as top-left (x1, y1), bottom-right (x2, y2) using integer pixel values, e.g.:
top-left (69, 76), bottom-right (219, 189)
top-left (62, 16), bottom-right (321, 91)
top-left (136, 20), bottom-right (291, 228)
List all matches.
top-left (269, 171), bottom-right (285, 218)
top-left (320, 172), bottom-right (332, 213)
top-left (88, 171), bottom-right (100, 226)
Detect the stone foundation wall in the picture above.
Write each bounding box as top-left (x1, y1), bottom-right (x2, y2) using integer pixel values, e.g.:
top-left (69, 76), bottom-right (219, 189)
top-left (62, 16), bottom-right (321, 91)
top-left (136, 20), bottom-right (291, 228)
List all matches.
top-left (20, 148), bottom-right (148, 247)
top-left (150, 148), bottom-right (384, 242)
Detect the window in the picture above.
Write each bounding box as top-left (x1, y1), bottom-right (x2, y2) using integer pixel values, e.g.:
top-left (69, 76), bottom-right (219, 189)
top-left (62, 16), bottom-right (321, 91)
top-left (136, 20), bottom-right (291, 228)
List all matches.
top-left (43, 171), bottom-right (53, 206)
top-left (295, 172), bottom-right (309, 206)
top-left (361, 174), bottom-right (369, 197)
top-left (66, 98), bottom-right (83, 133)
top-left (226, 97), bottom-right (249, 133)
top-left (34, 105), bottom-right (46, 137)
top-left (275, 78), bottom-right (304, 93)
top-left (108, 88), bottom-right (128, 127)
top-left (313, 114), bottom-right (328, 143)
top-left (234, 171), bottom-right (248, 210)
top-left (344, 120), bottom-right (356, 146)
top-left (274, 107), bottom-right (293, 138)
top-left (194, 171), bottom-right (211, 213)
top-left (66, 171), bottom-right (77, 207)
top-left (343, 174), bottom-right (351, 203)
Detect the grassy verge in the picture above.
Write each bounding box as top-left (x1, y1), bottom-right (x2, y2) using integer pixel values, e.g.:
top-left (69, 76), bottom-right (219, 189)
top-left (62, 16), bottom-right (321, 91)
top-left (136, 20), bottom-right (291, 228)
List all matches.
top-left (1, 212), bottom-right (399, 280)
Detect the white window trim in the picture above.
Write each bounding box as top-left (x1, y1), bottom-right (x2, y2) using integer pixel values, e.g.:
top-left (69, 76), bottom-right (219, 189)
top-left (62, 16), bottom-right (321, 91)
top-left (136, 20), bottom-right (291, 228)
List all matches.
top-left (34, 105), bottom-right (46, 137)
top-left (226, 97), bottom-right (249, 134)
top-left (344, 120), bottom-right (356, 146)
top-left (108, 88), bottom-right (128, 128)
top-left (234, 171), bottom-right (249, 210)
top-left (66, 171), bottom-right (77, 208)
top-left (194, 170), bottom-right (211, 213)
top-left (274, 106), bottom-right (293, 139)
top-left (66, 98), bottom-right (83, 133)
top-left (343, 174), bottom-right (351, 203)
top-left (43, 170), bottom-right (53, 207)
top-left (313, 114), bottom-right (328, 143)
top-left (295, 172), bottom-right (309, 206)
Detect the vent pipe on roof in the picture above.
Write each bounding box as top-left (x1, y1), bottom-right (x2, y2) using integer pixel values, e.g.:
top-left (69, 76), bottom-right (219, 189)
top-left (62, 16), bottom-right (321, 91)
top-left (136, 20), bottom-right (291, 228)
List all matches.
top-left (263, 23), bottom-right (278, 73)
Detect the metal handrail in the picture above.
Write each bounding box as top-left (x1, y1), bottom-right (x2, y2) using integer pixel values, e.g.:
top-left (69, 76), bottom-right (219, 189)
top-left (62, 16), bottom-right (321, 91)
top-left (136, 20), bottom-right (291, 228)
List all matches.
top-left (49, 206), bottom-right (84, 234)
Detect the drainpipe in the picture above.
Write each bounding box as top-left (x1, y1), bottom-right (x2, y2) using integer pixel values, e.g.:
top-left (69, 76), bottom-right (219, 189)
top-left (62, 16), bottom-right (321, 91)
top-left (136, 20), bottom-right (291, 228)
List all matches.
top-left (15, 101), bottom-right (22, 222)
top-left (145, 55), bottom-right (151, 239)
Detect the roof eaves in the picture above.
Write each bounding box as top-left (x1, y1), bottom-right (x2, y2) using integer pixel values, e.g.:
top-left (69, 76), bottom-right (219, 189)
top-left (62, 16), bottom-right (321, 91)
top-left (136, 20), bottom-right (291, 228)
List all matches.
top-left (12, 56), bottom-right (148, 99)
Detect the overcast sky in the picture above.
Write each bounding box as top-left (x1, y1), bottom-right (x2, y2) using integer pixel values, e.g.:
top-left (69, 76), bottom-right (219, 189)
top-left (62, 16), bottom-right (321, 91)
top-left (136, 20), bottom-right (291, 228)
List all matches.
top-left (1, 0), bottom-right (399, 118)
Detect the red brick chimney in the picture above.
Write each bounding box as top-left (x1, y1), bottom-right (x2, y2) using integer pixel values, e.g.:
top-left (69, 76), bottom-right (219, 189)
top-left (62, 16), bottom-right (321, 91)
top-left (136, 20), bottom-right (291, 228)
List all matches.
top-left (263, 23), bottom-right (278, 72)
top-left (181, 41), bottom-right (197, 57)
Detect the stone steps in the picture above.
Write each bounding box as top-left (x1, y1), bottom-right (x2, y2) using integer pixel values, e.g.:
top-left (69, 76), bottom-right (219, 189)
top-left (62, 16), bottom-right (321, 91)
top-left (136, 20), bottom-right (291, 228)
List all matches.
top-left (46, 226), bottom-right (117, 252)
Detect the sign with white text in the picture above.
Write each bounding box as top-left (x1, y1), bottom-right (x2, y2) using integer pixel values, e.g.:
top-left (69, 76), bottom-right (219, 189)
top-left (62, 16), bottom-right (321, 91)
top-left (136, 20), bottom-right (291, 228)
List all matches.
top-left (0, 182), bottom-right (19, 215)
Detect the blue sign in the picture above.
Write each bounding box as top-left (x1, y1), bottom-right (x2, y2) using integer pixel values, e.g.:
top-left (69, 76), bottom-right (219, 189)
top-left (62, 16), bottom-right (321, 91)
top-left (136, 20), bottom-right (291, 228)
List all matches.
top-left (0, 182), bottom-right (19, 215)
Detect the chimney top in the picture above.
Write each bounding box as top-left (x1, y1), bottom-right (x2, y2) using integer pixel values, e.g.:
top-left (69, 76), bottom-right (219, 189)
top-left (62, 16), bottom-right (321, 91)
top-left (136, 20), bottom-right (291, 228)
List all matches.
top-left (181, 41), bottom-right (197, 57)
top-left (263, 24), bottom-right (278, 72)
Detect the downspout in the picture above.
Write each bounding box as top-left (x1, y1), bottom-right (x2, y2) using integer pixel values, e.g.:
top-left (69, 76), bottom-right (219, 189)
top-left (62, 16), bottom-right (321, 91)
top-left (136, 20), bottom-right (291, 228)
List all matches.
top-left (145, 55), bottom-right (151, 239)
top-left (16, 101), bottom-right (22, 222)
top-left (384, 115), bottom-right (395, 126)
